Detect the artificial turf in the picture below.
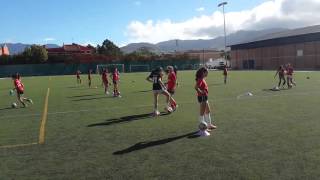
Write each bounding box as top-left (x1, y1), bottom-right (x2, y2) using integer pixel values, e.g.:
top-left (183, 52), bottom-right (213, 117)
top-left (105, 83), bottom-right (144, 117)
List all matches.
top-left (0, 70), bottom-right (320, 179)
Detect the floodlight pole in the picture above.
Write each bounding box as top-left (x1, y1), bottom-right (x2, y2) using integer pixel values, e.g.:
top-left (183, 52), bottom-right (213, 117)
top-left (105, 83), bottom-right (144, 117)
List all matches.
top-left (218, 1), bottom-right (228, 65)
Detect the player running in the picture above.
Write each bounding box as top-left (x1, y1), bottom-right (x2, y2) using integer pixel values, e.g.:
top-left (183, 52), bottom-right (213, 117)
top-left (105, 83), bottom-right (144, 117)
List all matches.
top-left (101, 69), bottom-right (110, 95)
top-left (195, 67), bottom-right (217, 137)
top-left (147, 67), bottom-right (176, 116)
top-left (88, 69), bottom-right (92, 88)
top-left (11, 74), bottom-right (33, 108)
top-left (166, 66), bottom-right (177, 110)
top-left (111, 68), bottom-right (121, 97)
top-left (274, 65), bottom-right (286, 88)
top-left (76, 70), bottom-right (82, 84)
top-left (286, 63), bottom-right (296, 88)
top-left (223, 65), bottom-right (228, 84)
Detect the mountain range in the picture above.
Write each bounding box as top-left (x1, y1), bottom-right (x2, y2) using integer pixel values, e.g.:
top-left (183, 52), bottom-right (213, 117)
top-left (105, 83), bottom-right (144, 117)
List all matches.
top-left (1, 28), bottom-right (288, 55)
top-left (121, 28), bottom-right (287, 53)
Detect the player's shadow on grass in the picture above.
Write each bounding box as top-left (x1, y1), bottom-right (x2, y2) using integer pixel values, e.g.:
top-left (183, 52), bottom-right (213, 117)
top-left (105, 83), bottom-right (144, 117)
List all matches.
top-left (0, 107), bottom-right (13, 111)
top-left (87, 113), bottom-right (170, 127)
top-left (68, 94), bottom-right (101, 98)
top-left (113, 131), bottom-right (199, 155)
top-left (262, 88), bottom-right (290, 92)
top-left (133, 90), bottom-right (152, 93)
top-left (72, 96), bottom-right (114, 101)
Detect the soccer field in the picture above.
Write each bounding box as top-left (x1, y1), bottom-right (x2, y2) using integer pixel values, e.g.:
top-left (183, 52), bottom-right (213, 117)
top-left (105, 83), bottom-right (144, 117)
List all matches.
top-left (1, 71), bottom-right (320, 179)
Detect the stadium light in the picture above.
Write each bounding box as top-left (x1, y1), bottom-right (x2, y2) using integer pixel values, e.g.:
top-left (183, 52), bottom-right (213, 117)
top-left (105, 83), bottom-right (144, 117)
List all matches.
top-left (218, 1), bottom-right (228, 65)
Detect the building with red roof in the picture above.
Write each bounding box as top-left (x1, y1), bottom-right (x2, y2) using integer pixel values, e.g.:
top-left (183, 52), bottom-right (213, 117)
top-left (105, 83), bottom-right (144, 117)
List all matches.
top-left (46, 43), bottom-right (95, 55)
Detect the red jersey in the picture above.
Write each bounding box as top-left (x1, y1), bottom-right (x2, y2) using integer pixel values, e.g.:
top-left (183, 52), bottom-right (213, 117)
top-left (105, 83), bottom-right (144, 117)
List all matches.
top-left (196, 78), bottom-right (208, 96)
top-left (167, 72), bottom-right (177, 90)
top-left (223, 68), bottom-right (228, 75)
top-left (287, 67), bottom-right (294, 76)
top-left (102, 72), bottom-right (108, 82)
top-left (112, 70), bottom-right (119, 81)
top-left (14, 79), bottom-right (24, 92)
top-left (76, 71), bottom-right (81, 77)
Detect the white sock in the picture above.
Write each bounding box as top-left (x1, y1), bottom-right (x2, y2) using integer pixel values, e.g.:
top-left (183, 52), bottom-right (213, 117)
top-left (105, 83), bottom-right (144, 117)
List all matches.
top-left (204, 114), bottom-right (212, 125)
top-left (198, 116), bottom-right (204, 123)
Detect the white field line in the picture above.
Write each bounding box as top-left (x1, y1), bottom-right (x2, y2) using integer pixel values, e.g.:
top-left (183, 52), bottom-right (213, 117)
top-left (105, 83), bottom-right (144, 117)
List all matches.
top-left (1, 90), bottom-right (319, 120)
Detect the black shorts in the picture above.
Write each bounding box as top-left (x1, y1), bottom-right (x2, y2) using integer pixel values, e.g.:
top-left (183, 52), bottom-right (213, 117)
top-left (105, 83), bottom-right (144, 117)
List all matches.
top-left (17, 90), bottom-right (24, 95)
top-left (113, 80), bottom-right (118, 85)
top-left (168, 89), bottom-right (175, 95)
top-left (197, 96), bottom-right (208, 103)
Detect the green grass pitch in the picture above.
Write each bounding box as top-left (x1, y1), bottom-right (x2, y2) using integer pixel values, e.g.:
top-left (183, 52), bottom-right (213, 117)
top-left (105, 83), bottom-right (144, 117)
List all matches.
top-left (1, 71), bottom-right (320, 179)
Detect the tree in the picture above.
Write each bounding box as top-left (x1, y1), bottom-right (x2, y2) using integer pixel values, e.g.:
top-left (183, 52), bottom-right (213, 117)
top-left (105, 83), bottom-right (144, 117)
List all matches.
top-left (98, 39), bottom-right (122, 57)
top-left (23, 45), bottom-right (48, 63)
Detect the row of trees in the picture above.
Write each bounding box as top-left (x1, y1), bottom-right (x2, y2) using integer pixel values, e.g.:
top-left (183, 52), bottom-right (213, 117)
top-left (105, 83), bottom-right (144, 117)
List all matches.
top-left (0, 39), bottom-right (194, 65)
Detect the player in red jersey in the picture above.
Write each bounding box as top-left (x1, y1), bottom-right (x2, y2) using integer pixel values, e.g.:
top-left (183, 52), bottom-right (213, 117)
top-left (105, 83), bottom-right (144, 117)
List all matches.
top-left (111, 68), bottom-right (121, 97)
top-left (11, 74), bottom-right (33, 108)
top-left (223, 65), bottom-right (228, 84)
top-left (274, 65), bottom-right (286, 88)
top-left (147, 67), bottom-right (176, 116)
top-left (166, 66), bottom-right (177, 110)
top-left (286, 63), bottom-right (296, 88)
top-left (76, 70), bottom-right (82, 84)
top-left (88, 69), bottom-right (92, 88)
top-left (101, 69), bottom-right (110, 95)
top-left (195, 67), bottom-right (216, 136)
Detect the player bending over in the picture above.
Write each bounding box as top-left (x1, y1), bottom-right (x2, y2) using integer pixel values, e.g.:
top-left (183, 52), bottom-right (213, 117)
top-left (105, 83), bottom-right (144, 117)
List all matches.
top-left (195, 67), bottom-right (217, 137)
top-left (146, 67), bottom-right (176, 116)
top-left (11, 74), bottom-right (33, 108)
top-left (111, 68), bottom-right (121, 97)
top-left (274, 65), bottom-right (286, 88)
top-left (166, 66), bottom-right (177, 110)
top-left (88, 69), bottom-right (92, 88)
top-left (76, 70), bottom-right (82, 84)
top-left (102, 69), bottom-right (110, 95)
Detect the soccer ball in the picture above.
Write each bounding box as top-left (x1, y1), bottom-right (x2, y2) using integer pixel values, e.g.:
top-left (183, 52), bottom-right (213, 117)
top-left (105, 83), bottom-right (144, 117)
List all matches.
top-left (198, 121), bottom-right (208, 131)
top-left (246, 92), bottom-right (253, 96)
top-left (165, 106), bottom-right (173, 113)
top-left (11, 102), bottom-right (17, 108)
top-left (273, 86), bottom-right (280, 91)
top-left (9, 90), bottom-right (14, 96)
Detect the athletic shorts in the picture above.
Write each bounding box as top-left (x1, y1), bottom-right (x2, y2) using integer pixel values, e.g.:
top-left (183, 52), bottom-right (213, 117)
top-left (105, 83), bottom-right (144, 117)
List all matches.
top-left (153, 89), bottom-right (164, 94)
top-left (113, 80), bottom-right (118, 85)
top-left (17, 90), bottom-right (24, 95)
top-left (103, 81), bottom-right (109, 86)
top-left (77, 76), bottom-right (80, 79)
top-left (197, 96), bottom-right (208, 103)
top-left (167, 89), bottom-right (175, 95)
top-left (287, 75), bottom-right (293, 79)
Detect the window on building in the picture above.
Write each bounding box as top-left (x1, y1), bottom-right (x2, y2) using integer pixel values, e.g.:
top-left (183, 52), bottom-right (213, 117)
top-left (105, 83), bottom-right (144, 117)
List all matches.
top-left (297, 49), bottom-right (303, 57)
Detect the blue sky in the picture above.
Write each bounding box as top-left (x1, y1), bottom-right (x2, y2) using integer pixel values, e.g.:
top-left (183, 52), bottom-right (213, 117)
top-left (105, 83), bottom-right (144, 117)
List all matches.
top-left (1, 0), bottom-right (319, 47)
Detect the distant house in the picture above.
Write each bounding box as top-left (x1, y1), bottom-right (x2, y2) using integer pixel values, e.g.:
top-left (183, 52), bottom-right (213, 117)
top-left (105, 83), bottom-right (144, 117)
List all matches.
top-left (0, 44), bottom-right (10, 56)
top-left (185, 50), bottom-right (222, 62)
top-left (46, 43), bottom-right (96, 55)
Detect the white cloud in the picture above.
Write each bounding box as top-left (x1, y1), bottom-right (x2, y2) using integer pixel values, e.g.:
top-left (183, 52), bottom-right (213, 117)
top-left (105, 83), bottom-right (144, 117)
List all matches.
top-left (196, 7), bottom-right (205, 12)
top-left (44, 38), bottom-right (56, 42)
top-left (134, 1), bottom-right (141, 6)
top-left (125, 0), bottom-right (320, 44)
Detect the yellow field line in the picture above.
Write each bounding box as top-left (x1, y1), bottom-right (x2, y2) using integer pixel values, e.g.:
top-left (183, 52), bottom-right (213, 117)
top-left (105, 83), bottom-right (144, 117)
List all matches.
top-left (39, 88), bottom-right (50, 145)
top-left (0, 142), bottom-right (38, 149)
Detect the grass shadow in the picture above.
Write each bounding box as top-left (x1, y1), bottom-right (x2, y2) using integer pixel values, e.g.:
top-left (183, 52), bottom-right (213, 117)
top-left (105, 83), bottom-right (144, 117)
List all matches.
top-left (68, 93), bottom-right (102, 98)
top-left (0, 107), bottom-right (13, 111)
top-left (72, 96), bottom-right (114, 101)
top-left (113, 131), bottom-right (199, 155)
top-left (88, 112), bottom-right (170, 127)
top-left (133, 90), bottom-right (152, 93)
top-left (262, 88), bottom-right (290, 92)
